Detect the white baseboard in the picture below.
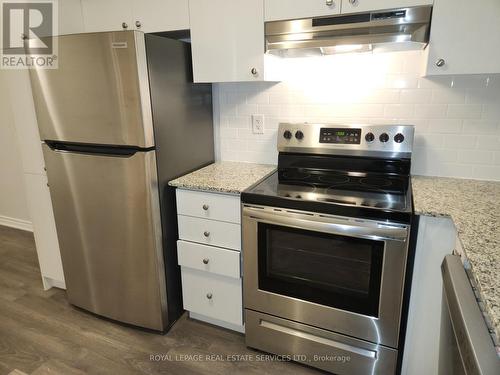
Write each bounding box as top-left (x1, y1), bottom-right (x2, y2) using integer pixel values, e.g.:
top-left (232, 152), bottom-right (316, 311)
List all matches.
top-left (0, 215), bottom-right (33, 232)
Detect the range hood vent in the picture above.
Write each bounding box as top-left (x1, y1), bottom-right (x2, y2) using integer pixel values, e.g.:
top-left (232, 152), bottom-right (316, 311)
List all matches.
top-left (265, 6), bottom-right (432, 56)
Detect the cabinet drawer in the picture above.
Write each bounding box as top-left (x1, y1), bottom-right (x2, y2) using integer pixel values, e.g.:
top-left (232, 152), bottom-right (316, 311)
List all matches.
top-left (177, 240), bottom-right (240, 279)
top-left (176, 189), bottom-right (240, 224)
top-left (265, 0), bottom-right (340, 21)
top-left (178, 215), bottom-right (241, 251)
top-left (181, 268), bottom-right (243, 326)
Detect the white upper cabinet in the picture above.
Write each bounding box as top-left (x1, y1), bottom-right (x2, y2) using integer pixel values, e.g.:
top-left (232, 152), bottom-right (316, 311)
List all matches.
top-left (81, 0), bottom-right (134, 32)
top-left (341, 0), bottom-right (433, 13)
top-left (425, 0), bottom-right (500, 76)
top-left (131, 0), bottom-right (189, 33)
top-left (58, 0), bottom-right (84, 35)
top-left (190, 0), bottom-right (281, 82)
top-left (81, 0), bottom-right (189, 33)
top-left (265, 0), bottom-right (340, 22)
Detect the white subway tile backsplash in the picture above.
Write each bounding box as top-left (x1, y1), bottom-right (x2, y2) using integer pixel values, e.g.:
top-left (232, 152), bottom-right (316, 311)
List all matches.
top-left (457, 150), bottom-right (493, 165)
top-left (432, 89), bottom-right (466, 104)
top-left (414, 104), bottom-right (448, 118)
top-left (427, 119), bottom-right (463, 134)
top-left (447, 104), bottom-right (482, 119)
top-left (463, 120), bottom-right (498, 134)
top-left (215, 51), bottom-right (500, 180)
top-left (384, 104), bottom-right (415, 118)
top-left (237, 104), bottom-right (258, 116)
top-left (473, 165), bottom-right (500, 180)
top-left (477, 135), bottom-right (500, 150)
top-left (400, 89), bottom-right (431, 104)
top-left (443, 135), bottom-right (477, 149)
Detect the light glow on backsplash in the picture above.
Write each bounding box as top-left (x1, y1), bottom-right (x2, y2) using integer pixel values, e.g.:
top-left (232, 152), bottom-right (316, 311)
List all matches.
top-left (215, 51), bottom-right (500, 180)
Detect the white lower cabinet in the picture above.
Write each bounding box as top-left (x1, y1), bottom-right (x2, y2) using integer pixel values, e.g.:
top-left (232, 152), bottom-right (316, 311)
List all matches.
top-left (176, 189), bottom-right (244, 332)
top-left (181, 268), bottom-right (243, 326)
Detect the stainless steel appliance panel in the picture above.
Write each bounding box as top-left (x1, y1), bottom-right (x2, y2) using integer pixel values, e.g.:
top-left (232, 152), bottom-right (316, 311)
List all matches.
top-left (243, 204), bottom-right (410, 348)
top-left (42, 144), bottom-right (166, 330)
top-left (440, 255), bottom-right (499, 375)
top-left (30, 32), bottom-right (154, 147)
top-left (246, 309), bottom-right (398, 375)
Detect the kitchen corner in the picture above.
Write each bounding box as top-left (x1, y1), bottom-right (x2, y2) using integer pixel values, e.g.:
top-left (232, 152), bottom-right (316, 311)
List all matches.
top-left (412, 176), bottom-right (500, 345)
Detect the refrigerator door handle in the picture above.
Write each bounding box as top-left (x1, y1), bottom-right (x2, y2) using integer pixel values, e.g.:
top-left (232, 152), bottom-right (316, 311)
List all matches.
top-left (45, 140), bottom-right (154, 157)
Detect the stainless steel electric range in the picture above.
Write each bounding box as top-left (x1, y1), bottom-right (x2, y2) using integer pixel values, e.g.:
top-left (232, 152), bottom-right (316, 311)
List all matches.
top-left (241, 123), bottom-right (416, 375)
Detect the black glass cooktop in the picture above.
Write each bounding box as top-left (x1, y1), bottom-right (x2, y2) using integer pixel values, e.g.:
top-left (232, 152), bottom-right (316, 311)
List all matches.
top-left (242, 172), bottom-right (414, 223)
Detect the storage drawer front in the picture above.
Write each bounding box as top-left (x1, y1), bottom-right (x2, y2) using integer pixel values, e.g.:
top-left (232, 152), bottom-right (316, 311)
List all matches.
top-left (178, 215), bottom-right (241, 251)
top-left (245, 310), bottom-right (398, 375)
top-left (176, 189), bottom-right (240, 224)
top-left (177, 240), bottom-right (240, 279)
top-left (181, 268), bottom-right (243, 326)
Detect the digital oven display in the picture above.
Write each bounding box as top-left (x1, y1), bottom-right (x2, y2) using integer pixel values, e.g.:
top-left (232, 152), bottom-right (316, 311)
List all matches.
top-left (319, 128), bottom-right (361, 144)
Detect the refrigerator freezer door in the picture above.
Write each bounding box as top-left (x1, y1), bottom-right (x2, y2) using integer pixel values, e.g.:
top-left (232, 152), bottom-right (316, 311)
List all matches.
top-left (30, 31), bottom-right (154, 148)
top-left (42, 144), bottom-right (166, 331)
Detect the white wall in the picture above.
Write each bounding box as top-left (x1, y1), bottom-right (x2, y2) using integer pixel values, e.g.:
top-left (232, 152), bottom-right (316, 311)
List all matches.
top-left (0, 70), bottom-right (30, 223)
top-left (214, 50), bottom-right (500, 180)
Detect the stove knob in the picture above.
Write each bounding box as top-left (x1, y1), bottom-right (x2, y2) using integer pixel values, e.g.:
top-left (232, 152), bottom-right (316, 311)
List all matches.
top-left (379, 133), bottom-right (389, 143)
top-left (365, 132), bottom-right (375, 142)
top-left (283, 130), bottom-right (292, 140)
top-left (394, 133), bottom-right (405, 143)
top-left (295, 130), bottom-right (304, 140)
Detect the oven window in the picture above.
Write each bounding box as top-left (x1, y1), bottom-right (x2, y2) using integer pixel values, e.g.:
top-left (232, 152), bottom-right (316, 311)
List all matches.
top-left (258, 223), bottom-right (384, 317)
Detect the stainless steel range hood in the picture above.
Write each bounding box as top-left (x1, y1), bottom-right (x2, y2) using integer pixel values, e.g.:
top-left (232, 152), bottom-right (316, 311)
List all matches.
top-left (265, 6), bottom-right (432, 57)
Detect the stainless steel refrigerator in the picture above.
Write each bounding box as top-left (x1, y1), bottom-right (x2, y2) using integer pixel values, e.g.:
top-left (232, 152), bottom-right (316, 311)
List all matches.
top-left (29, 31), bottom-right (214, 331)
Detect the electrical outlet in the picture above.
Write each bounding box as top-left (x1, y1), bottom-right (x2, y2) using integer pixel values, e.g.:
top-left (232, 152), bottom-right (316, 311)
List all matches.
top-left (252, 114), bottom-right (264, 134)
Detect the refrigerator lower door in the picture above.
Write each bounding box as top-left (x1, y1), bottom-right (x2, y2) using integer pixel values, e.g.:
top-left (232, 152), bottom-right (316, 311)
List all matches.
top-left (42, 144), bottom-right (166, 331)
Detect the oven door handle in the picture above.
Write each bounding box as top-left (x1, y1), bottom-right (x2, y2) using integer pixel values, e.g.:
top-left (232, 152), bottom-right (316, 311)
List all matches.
top-left (243, 206), bottom-right (408, 241)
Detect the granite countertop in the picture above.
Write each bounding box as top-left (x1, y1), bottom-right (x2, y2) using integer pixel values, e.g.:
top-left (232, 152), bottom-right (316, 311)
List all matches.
top-left (412, 176), bottom-right (500, 342)
top-left (168, 161), bottom-right (276, 194)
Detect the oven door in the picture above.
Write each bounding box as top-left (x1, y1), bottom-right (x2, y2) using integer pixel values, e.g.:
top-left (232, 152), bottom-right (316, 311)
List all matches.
top-left (242, 204), bottom-right (410, 348)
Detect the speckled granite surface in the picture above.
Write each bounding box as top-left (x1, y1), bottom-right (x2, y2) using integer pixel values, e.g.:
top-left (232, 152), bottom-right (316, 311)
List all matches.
top-left (169, 162), bottom-right (276, 194)
top-left (412, 175), bottom-right (500, 342)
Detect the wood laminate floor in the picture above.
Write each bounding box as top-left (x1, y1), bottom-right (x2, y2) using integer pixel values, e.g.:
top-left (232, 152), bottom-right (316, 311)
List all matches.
top-left (0, 225), bottom-right (322, 375)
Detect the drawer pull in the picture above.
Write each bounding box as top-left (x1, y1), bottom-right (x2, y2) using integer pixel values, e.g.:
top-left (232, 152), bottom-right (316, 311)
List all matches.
top-left (202, 204), bottom-right (209, 211)
top-left (203, 231), bottom-right (210, 237)
top-left (206, 293), bottom-right (213, 300)
top-left (203, 258), bottom-right (209, 264)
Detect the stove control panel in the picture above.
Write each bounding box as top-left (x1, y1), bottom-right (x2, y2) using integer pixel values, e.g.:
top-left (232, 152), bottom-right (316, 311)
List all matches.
top-left (278, 123), bottom-right (415, 158)
top-left (319, 128), bottom-right (361, 144)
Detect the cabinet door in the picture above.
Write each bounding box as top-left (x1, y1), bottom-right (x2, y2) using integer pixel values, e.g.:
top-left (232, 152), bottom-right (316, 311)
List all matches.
top-left (132, 0), bottom-right (189, 33)
top-left (341, 0), bottom-right (433, 14)
top-left (189, 0), bottom-right (265, 82)
top-left (265, 0), bottom-right (340, 21)
top-left (58, 0), bottom-right (84, 35)
top-left (425, 0), bottom-right (500, 75)
top-left (81, 0), bottom-right (133, 33)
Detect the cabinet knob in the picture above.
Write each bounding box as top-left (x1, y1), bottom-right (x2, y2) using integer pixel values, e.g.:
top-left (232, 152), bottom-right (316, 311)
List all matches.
top-left (122, 22), bottom-right (128, 29)
top-left (326, 0), bottom-right (335, 6)
top-left (436, 58), bottom-right (446, 67)
top-left (203, 231), bottom-right (210, 237)
top-left (206, 293), bottom-right (213, 300)
top-left (202, 258), bottom-right (209, 264)
top-left (135, 20), bottom-right (141, 28)
top-left (251, 67), bottom-right (258, 76)
top-left (202, 204), bottom-right (209, 211)
top-left (349, 0), bottom-right (358, 5)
